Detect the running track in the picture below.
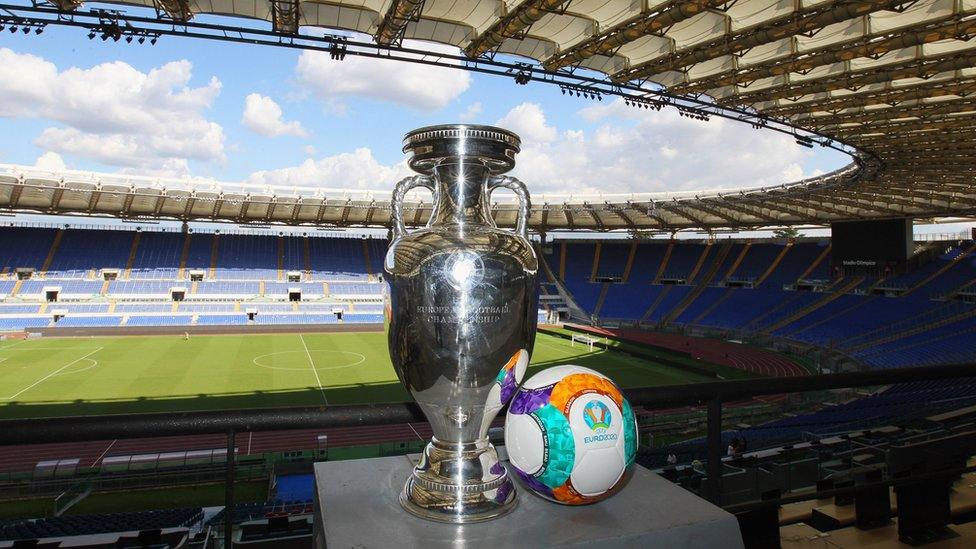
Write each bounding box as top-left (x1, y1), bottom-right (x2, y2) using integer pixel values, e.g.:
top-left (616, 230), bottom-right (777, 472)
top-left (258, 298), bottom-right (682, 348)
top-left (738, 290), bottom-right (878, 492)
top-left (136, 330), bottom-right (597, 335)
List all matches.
top-left (0, 327), bottom-right (802, 472)
top-left (566, 323), bottom-right (808, 378)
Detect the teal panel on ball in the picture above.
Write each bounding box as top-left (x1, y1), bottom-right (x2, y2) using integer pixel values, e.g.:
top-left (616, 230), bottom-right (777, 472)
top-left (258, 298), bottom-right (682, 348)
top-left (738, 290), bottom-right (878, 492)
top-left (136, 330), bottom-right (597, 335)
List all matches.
top-left (533, 404), bottom-right (574, 489)
top-left (622, 399), bottom-right (637, 466)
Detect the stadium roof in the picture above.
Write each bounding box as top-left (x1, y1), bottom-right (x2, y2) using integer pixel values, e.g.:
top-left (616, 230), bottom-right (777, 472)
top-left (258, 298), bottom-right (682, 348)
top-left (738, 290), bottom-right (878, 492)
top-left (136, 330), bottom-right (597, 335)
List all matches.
top-left (1, 0), bottom-right (975, 232)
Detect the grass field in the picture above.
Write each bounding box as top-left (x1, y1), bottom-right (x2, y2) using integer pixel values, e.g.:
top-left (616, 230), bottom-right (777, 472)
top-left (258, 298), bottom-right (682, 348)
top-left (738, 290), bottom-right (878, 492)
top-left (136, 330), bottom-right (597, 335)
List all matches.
top-left (0, 331), bottom-right (718, 419)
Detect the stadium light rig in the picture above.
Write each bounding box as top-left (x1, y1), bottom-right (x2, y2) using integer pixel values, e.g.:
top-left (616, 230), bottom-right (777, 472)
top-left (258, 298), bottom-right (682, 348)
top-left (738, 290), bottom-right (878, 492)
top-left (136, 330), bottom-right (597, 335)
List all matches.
top-left (677, 106), bottom-right (710, 122)
top-left (0, 16), bottom-right (46, 35)
top-left (559, 83), bottom-right (602, 101)
top-left (510, 63), bottom-right (533, 85)
top-left (624, 96), bottom-right (665, 110)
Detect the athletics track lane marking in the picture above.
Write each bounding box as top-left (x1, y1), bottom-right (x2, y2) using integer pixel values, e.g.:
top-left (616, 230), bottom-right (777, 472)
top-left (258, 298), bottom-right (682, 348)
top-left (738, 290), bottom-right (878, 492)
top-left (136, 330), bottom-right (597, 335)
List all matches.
top-left (2, 347), bottom-right (103, 400)
top-left (299, 334), bottom-right (329, 405)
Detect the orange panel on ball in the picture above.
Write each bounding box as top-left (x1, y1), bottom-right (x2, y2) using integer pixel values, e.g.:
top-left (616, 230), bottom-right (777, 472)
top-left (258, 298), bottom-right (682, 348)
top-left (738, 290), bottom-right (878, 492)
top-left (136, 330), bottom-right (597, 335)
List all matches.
top-left (548, 373), bottom-right (624, 415)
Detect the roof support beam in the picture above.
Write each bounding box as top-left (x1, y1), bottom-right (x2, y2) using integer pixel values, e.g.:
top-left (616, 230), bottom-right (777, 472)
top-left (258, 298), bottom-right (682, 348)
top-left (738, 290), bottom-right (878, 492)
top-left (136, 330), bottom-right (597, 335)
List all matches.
top-left (681, 200), bottom-right (742, 225)
top-left (290, 198), bottom-right (303, 223)
top-left (364, 200), bottom-right (377, 225)
top-left (51, 0), bottom-right (83, 10)
top-left (831, 115), bottom-right (976, 137)
top-left (670, 14), bottom-right (976, 95)
top-left (581, 202), bottom-right (605, 230)
top-left (7, 182), bottom-right (24, 209)
top-left (265, 198), bottom-right (278, 222)
top-left (616, 0), bottom-right (902, 83)
top-left (707, 199), bottom-right (780, 224)
top-left (210, 196), bottom-right (222, 219)
top-left (182, 195), bottom-right (195, 219)
top-left (766, 195), bottom-right (852, 219)
top-left (626, 201), bottom-right (668, 228)
top-left (270, 0), bottom-right (300, 34)
top-left (375, 0), bottom-right (425, 46)
top-left (563, 205), bottom-right (575, 228)
top-left (87, 187), bottom-right (101, 214)
top-left (764, 77), bottom-right (976, 118)
top-left (315, 200), bottom-right (327, 224)
top-left (724, 52), bottom-right (976, 107)
top-left (658, 202), bottom-right (709, 227)
top-left (797, 98), bottom-right (976, 128)
top-left (465, 0), bottom-right (572, 58)
top-left (49, 184), bottom-right (65, 213)
top-left (155, 0), bottom-right (193, 22)
top-left (543, 0), bottom-right (726, 71)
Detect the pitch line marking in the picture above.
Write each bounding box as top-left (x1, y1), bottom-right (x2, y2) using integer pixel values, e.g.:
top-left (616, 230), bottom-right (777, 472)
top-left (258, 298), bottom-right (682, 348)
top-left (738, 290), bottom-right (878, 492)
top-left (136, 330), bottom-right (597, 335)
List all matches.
top-left (2, 347), bottom-right (103, 400)
top-left (300, 334), bottom-right (329, 405)
top-left (0, 358), bottom-right (6, 365)
top-left (251, 350), bottom-right (366, 371)
top-left (0, 340), bottom-right (25, 351)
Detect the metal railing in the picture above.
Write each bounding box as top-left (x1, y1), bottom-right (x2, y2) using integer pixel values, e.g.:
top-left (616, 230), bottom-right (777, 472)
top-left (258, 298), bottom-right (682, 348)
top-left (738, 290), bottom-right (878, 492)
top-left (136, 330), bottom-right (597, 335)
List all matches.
top-left (0, 363), bottom-right (974, 545)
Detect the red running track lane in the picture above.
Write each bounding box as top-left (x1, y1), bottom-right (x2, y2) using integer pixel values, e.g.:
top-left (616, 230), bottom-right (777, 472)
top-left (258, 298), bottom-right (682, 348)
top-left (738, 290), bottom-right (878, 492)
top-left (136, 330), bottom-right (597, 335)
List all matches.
top-left (567, 324), bottom-right (807, 378)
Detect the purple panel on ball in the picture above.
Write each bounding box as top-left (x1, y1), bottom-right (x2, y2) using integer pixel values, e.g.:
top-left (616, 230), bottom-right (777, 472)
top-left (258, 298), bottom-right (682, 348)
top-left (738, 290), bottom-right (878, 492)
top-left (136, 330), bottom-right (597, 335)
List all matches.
top-left (490, 461), bottom-right (505, 476)
top-left (509, 384), bottom-right (555, 415)
top-left (499, 367), bottom-right (519, 404)
top-left (513, 466), bottom-right (553, 499)
top-left (494, 479), bottom-right (513, 504)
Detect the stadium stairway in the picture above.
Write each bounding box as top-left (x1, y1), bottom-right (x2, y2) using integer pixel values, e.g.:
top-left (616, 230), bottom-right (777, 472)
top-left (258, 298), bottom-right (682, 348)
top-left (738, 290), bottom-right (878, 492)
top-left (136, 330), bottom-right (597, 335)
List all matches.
top-left (277, 236), bottom-right (285, 281)
top-left (592, 282), bottom-right (611, 318)
top-left (361, 239), bottom-right (374, 277)
top-left (208, 234), bottom-right (220, 279)
top-left (38, 228), bottom-right (64, 279)
top-left (653, 241), bottom-right (675, 283)
top-left (691, 287), bottom-right (734, 325)
top-left (686, 242), bottom-right (713, 284)
top-left (662, 241), bottom-right (733, 325)
top-left (640, 285), bottom-right (672, 323)
top-left (176, 233), bottom-right (192, 280)
top-left (763, 277), bottom-right (864, 333)
top-left (778, 295), bottom-right (879, 339)
top-left (844, 305), bottom-right (976, 353)
top-left (303, 237), bottom-right (312, 281)
top-left (754, 242), bottom-right (792, 287)
top-left (723, 242), bottom-right (752, 281)
top-left (904, 241), bottom-right (976, 296)
top-left (796, 243), bottom-right (831, 281)
top-left (621, 242), bottom-right (638, 282)
top-left (589, 242), bottom-right (602, 281)
top-left (536, 242), bottom-right (588, 320)
top-left (122, 232), bottom-right (141, 280)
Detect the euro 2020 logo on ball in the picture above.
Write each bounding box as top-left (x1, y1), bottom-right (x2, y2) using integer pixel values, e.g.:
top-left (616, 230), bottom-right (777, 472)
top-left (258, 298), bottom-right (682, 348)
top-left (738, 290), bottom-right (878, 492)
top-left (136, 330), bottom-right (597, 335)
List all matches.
top-left (583, 400), bottom-right (611, 432)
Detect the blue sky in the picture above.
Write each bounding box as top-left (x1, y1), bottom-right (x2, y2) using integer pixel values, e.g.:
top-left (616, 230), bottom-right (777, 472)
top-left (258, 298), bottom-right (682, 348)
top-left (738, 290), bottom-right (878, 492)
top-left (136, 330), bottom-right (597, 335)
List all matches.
top-left (0, 10), bottom-right (850, 198)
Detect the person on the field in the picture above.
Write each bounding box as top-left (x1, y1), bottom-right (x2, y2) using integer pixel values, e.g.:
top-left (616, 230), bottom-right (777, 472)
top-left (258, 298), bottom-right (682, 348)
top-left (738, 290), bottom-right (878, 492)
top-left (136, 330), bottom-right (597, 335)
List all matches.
top-left (183, 331), bottom-right (189, 341)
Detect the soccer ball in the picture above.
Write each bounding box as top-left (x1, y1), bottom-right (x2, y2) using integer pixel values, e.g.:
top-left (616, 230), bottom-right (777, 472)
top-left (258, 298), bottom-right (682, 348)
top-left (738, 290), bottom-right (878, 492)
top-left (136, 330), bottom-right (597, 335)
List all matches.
top-left (505, 365), bottom-right (637, 505)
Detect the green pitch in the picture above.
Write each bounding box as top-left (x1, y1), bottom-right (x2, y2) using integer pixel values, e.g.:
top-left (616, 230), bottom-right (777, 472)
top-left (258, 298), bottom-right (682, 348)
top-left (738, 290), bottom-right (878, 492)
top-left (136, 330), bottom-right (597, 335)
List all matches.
top-left (0, 332), bottom-right (711, 419)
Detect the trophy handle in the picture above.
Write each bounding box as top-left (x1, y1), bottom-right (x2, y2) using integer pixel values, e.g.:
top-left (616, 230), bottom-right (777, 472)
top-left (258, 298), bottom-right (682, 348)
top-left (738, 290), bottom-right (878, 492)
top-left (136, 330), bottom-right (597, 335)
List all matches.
top-left (488, 176), bottom-right (531, 240)
top-left (391, 175), bottom-right (435, 239)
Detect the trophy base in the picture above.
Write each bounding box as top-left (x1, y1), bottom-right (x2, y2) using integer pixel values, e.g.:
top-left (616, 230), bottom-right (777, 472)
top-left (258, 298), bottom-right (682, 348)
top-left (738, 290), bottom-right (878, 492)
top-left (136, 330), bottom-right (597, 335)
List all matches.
top-left (399, 438), bottom-right (518, 524)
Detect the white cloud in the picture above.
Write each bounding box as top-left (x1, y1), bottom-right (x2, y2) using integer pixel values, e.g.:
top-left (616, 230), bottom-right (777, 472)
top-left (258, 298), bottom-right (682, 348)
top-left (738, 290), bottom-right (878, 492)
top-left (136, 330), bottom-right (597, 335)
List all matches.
top-left (459, 101), bottom-right (483, 122)
top-left (34, 151), bottom-right (65, 171)
top-left (242, 93), bottom-right (307, 137)
top-left (496, 102), bottom-right (557, 143)
top-left (496, 99), bottom-right (828, 195)
top-left (248, 147), bottom-right (412, 189)
top-left (0, 48), bottom-right (224, 174)
top-left (295, 41), bottom-right (471, 112)
top-left (246, 100), bottom-right (840, 197)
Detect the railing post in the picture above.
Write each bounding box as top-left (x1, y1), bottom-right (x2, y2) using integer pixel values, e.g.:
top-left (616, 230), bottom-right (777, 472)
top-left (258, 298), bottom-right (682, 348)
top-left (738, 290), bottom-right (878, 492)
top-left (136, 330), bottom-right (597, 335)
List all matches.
top-left (706, 397), bottom-right (722, 505)
top-left (225, 429), bottom-right (235, 549)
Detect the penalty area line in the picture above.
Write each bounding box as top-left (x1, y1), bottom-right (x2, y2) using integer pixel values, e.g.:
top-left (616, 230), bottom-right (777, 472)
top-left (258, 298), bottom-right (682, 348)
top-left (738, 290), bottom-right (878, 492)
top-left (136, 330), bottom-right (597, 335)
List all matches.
top-left (2, 347), bottom-right (103, 400)
top-left (299, 333), bottom-right (329, 405)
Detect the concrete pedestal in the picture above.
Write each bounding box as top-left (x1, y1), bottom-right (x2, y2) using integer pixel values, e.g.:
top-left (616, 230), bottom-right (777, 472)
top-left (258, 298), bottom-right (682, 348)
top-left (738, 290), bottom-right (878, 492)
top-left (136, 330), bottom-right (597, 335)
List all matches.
top-left (314, 455), bottom-right (743, 548)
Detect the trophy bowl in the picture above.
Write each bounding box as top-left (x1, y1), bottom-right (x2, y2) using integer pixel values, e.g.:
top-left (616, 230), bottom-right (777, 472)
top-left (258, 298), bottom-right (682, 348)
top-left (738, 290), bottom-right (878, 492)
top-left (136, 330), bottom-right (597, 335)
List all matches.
top-left (384, 124), bottom-right (538, 523)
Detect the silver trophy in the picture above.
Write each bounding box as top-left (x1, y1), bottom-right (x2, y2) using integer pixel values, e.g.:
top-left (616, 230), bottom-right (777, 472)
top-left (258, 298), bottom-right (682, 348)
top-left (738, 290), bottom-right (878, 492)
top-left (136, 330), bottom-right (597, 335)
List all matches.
top-left (384, 125), bottom-right (538, 523)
